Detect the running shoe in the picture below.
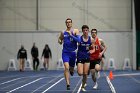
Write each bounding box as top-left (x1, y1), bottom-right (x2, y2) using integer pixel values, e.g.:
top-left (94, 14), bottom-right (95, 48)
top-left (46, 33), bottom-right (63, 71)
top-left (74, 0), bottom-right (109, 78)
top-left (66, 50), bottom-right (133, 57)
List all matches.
top-left (81, 87), bottom-right (86, 91)
top-left (93, 82), bottom-right (98, 89)
top-left (67, 85), bottom-right (70, 90)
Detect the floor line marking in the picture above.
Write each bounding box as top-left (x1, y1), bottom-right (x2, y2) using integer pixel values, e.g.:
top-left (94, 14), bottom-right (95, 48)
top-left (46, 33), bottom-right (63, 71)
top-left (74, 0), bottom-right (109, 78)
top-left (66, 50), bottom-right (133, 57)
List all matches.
top-left (114, 73), bottom-right (140, 77)
top-left (128, 75), bottom-right (140, 83)
top-left (41, 78), bottom-right (64, 93)
top-left (1, 78), bottom-right (29, 89)
top-left (104, 72), bottom-right (116, 93)
top-left (77, 84), bottom-right (82, 93)
top-left (6, 78), bottom-right (43, 93)
top-left (106, 76), bottom-right (116, 93)
top-left (0, 78), bottom-right (22, 85)
top-left (0, 74), bottom-right (47, 86)
top-left (73, 77), bottom-right (82, 93)
top-left (31, 74), bottom-right (63, 93)
top-left (0, 75), bottom-right (19, 79)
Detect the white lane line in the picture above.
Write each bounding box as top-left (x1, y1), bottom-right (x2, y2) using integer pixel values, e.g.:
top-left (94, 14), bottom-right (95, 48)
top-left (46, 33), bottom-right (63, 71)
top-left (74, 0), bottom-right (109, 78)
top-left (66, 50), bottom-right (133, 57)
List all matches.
top-left (113, 73), bottom-right (140, 83)
top-left (0, 74), bottom-right (55, 79)
top-left (106, 76), bottom-right (116, 93)
top-left (1, 78), bottom-right (29, 89)
top-left (114, 73), bottom-right (140, 77)
top-left (31, 74), bottom-right (63, 93)
top-left (73, 77), bottom-right (82, 93)
top-left (77, 84), bottom-right (82, 93)
top-left (6, 78), bottom-right (43, 93)
top-left (0, 75), bottom-right (19, 79)
top-left (0, 78), bottom-right (22, 85)
top-left (0, 75), bottom-right (45, 86)
top-left (104, 72), bottom-right (116, 93)
top-left (2, 75), bottom-right (64, 90)
top-left (128, 75), bottom-right (140, 83)
top-left (41, 78), bottom-right (64, 93)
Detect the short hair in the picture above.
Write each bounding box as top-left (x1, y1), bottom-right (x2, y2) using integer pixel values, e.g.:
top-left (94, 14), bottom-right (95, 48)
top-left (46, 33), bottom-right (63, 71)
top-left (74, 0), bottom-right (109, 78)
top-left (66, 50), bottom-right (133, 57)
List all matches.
top-left (91, 28), bottom-right (97, 34)
top-left (45, 44), bottom-right (48, 47)
top-left (81, 25), bottom-right (89, 30)
top-left (65, 18), bottom-right (72, 23)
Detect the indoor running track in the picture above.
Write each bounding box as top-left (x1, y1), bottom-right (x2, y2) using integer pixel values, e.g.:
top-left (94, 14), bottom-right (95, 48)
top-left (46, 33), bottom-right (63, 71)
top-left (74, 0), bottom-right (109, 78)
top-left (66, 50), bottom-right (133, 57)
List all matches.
top-left (0, 70), bottom-right (140, 93)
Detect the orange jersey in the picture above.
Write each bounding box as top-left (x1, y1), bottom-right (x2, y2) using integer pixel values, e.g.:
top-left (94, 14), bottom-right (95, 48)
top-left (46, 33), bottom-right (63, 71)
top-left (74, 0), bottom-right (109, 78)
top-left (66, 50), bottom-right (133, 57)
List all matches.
top-left (90, 37), bottom-right (101, 60)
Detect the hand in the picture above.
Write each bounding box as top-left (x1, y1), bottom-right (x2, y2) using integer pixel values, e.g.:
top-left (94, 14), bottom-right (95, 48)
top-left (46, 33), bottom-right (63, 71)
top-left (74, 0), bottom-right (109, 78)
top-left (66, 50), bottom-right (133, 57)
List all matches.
top-left (67, 31), bottom-right (72, 35)
top-left (58, 39), bottom-right (63, 44)
top-left (89, 45), bottom-right (95, 54)
top-left (98, 53), bottom-right (102, 58)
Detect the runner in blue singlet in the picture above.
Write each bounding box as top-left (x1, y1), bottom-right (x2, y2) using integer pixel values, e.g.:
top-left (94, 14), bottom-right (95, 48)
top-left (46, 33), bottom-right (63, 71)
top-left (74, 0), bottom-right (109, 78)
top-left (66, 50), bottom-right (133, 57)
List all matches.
top-left (58, 18), bottom-right (80, 90)
top-left (77, 25), bottom-right (93, 91)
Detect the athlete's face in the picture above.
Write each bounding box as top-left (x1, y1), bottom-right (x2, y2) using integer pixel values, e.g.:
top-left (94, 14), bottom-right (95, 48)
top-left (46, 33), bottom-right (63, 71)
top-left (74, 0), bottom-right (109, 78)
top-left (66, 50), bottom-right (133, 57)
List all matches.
top-left (91, 30), bottom-right (97, 38)
top-left (82, 28), bottom-right (89, 36)
top-left (66, 20), bottom-right (72, 28)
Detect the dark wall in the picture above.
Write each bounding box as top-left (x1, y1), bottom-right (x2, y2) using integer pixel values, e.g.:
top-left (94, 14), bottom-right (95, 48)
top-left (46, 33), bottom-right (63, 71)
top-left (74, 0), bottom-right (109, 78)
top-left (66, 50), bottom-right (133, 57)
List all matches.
top-left (134, 0), bottom-right (140, 69)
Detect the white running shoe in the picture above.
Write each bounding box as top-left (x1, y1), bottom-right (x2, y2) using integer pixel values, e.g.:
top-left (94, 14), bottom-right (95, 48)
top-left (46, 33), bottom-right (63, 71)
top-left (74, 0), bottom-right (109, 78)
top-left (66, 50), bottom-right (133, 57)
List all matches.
top-left (93, 82), bottom-right (98, 89)
top-left (81, 87), bottom-right (86, 91)
top-left (84, 83), bottom-right (87, 87)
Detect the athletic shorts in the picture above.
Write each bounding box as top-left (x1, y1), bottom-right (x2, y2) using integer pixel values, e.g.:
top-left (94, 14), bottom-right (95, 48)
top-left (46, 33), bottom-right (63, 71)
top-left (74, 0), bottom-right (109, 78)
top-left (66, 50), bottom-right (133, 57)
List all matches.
top-left (90, 60), bottom-right (101, 69)
top-left (102, 54), bottom-right (105, 58)
top-left (76, 58), bottom-right (90, 65)
top-left (62, 51), bottom-right (76, 67)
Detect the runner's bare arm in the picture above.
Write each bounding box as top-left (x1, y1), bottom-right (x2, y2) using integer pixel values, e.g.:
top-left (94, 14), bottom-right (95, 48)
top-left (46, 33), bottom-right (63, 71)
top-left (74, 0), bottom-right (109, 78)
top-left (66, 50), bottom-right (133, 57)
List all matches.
top-left (89, 45), bottom-right (95, 54)
top-left (69, 29), bottom-right (81, 42)
top-left (89, 38), bottom-right (95, 54)
top-left (100, 39), bottom-right (107, 55)
top-left (58, 31), bottom-right (64, 45)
